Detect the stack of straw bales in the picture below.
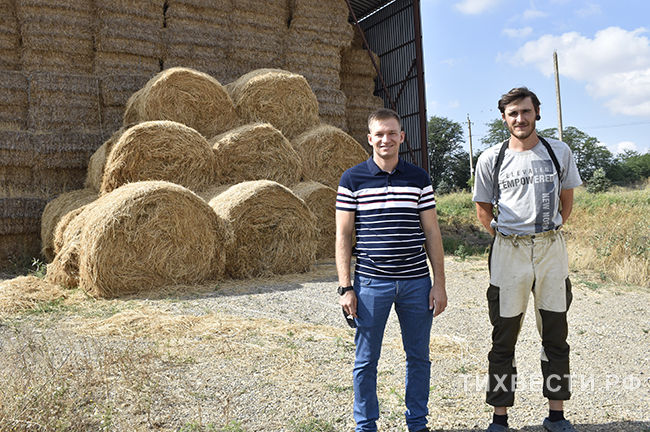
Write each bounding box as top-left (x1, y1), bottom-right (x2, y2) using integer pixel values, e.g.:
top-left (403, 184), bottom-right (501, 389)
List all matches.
top-left (284, 0), bottom-right (354, 129)
top-left (95, 1), bottom-right (162, 75)
top-left (163, 1), bottom-right (233, 81)
top-left (341, 31), bottom-right (385, 149)
top-left (230, 0), bottom-right (288, 79)
top-left (16, 0), bottom-right (95, 74)
top-left (0, 72), bottom-right (28, 130)
top-left (0, 0), bottom-right (20, 71)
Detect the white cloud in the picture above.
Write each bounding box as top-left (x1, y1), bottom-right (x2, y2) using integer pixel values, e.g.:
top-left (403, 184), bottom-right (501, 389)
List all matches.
top-left (601, 140), bottom-right (639, 155)
top-left (502, 26), bottom-right (533, 38)
top-left (506, 27), bottom-right (650, 116)
top-left (448, 100), bottom-right (461, 109)
top-left (616, 141), bottom-right (638, 153)
top-left (576, 2), bottom-right (602, 18)
top-left (523, 8), bottom-right (547, 20)
top-left (454, 0), bottom-right (501, 15)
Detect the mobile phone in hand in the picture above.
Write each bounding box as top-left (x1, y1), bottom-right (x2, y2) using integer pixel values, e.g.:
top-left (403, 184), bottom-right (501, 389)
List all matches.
top-left (342, 307), bottom-right (357, 328)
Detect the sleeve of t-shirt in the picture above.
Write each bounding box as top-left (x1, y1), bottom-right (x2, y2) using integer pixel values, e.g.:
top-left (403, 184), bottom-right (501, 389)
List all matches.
top-left (472, 150), bottom-right (495, 204)
top-left (418, 183), bottom-right (436, 212)
top-left (336, 170), bottom-right (357, 212)
top-left (561, 146), bottom-right (583, 190)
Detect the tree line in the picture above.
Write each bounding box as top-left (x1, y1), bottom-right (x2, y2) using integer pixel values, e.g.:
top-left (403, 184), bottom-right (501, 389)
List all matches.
top-left (427, 116), bottom-right (650, 194)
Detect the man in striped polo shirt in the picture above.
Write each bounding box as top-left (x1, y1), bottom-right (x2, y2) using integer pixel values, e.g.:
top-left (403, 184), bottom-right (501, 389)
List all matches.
top-left (336, 108), bottom-right (447, 432)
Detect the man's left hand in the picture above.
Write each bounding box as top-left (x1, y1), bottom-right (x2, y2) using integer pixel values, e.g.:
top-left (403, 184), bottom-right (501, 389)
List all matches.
top-left (429, 281), bottom-right (447, 317)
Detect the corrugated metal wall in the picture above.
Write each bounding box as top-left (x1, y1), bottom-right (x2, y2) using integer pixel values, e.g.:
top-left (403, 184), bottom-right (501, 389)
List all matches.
top-left (357, 0), bottom-right (428, 171)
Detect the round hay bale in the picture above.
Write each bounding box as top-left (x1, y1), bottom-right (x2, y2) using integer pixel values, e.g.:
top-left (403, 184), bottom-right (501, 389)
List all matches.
top-left (210, 122), bottom-right (303, 186)
top-left (40, 188), bottom-right (98, 261)
top-left (78, 181), bottom-right (232, 298)
top-left (123, 87), bottom-right (144, 126)
top-left (46, 202), bottom-right (96, 289)
top-left (204, 180), bottom-right (317, 278)
top-left (84, 127), bottom-right (129, 191)
top-left (292, 124), bottom-right (368, 189)
top-left (227, 68), bottom-right (320, 139)
top-left (291, 181), bottom-right (336, 259)
top-left (129, 67), bottom-right (239, 137)
top-left (100, 120), bottom-right (217, 195)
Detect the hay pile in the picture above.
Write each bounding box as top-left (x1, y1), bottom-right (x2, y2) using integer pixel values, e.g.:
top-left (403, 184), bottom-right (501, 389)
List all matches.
top-left (0, 276), bottom-right (68, 315)
top-left (210, 123), bottom-right (303, 186)
top-left (55, 181), bottom-right (232, 298)
top-left (292, 124), bottom-right (369, 189)
top-left (100, 121), bottom-right (217, 194)
top-left (202, 180), bottom-right (317, 279)
top-left (40, 188), bottom-right (98, 261)
top-left (122, 67), bottom-right (239, 138)
top-left (227, 69), bottom-right (320, 140)
top-left (291, 181), bottom-right (336, 259)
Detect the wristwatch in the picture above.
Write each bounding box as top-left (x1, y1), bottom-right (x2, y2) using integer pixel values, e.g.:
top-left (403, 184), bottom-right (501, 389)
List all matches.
top-left (337, 285), bottom-right (354, 295)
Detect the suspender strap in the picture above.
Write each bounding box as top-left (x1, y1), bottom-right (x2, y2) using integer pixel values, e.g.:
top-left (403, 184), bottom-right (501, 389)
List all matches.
top-left (538, 135), bottom-right (562, 176)
top-left (492, 136), bottom-right (562, 221)
top-left (492, 140), bottom-right (509, 220)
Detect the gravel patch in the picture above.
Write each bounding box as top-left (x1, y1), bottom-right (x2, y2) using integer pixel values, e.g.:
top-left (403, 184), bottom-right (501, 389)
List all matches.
top-left (1, 258), bottom-right (648, 431)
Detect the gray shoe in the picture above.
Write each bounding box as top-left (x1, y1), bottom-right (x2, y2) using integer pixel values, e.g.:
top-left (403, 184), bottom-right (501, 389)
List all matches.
top-left (543, 418), bottom-right (577, 432)
top-left (486, 423), bottom-right (508, 432)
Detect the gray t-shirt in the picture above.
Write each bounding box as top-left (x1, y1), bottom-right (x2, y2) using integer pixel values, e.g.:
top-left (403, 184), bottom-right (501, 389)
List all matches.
top-left (473, 137), bottom-right (582, 235)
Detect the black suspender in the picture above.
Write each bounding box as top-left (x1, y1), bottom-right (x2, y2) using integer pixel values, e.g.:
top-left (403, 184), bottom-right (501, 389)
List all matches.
top-left (492, 136), bottom-right (562, 221)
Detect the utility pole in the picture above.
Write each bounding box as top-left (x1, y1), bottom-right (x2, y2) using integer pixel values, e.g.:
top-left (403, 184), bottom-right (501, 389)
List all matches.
top-left (554, 51), bottom-right (564, 142)
top-left (467, 114), bottom-right (474, 192)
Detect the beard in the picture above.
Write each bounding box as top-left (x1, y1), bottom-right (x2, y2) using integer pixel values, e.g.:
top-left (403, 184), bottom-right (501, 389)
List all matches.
top-left (508, 122), bottom-right (535, 140)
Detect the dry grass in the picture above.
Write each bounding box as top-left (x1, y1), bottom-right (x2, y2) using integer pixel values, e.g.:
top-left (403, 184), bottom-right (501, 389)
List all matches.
top-left (564, 186), bottom-right (649, 287)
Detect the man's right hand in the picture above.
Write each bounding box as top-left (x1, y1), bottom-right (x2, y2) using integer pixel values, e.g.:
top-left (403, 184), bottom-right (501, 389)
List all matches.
top-left (339, 290), bottom-right (358, 318)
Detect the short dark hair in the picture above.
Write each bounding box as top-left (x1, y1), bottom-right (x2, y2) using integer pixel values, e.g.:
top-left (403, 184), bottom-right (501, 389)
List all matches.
top-left (498, 87), bottom-right (541, 114)
top-left (367, 108), bottom-right (402, 130)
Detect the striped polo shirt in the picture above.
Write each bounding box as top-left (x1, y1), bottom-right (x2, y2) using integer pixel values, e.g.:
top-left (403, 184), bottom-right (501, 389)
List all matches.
top-left (336, 158), bottom-right (436, 279)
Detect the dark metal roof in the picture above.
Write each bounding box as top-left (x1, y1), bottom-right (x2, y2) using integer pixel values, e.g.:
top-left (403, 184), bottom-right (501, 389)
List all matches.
top-left (349, 0), bottom-right (395, 20)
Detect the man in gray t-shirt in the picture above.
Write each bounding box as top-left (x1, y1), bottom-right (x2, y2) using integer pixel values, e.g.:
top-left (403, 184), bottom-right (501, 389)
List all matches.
top-left (473, 87), bottom-right (582, 432)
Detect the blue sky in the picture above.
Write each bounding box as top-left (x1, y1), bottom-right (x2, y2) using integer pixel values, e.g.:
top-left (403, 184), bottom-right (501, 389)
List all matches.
top-left (420, 0), bottom-right (650, 156)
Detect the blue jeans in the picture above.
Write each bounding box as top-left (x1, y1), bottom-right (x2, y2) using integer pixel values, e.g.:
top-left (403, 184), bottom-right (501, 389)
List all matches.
top-left (353, 275), bottom-right (433, 432)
